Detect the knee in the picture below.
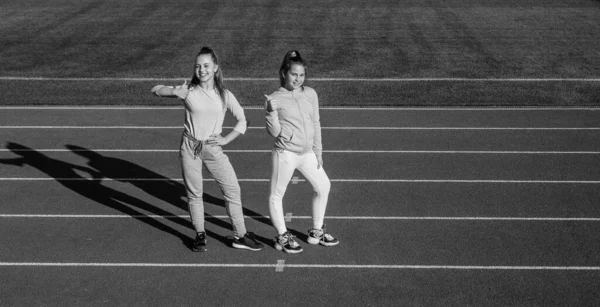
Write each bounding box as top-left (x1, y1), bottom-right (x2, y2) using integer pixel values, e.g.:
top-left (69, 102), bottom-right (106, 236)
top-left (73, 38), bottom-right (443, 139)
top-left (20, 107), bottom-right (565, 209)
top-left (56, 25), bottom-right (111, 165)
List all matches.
top-left (269, 188), bottom-right (286, 206)
top-left (315, 180), bottom-right (331, 196)
top-left (269, 193), bottom-right (283, 205)
top-left (187, 192), bottom-right (203, 204)
top-left (222, 183), bottom-right (241, 200)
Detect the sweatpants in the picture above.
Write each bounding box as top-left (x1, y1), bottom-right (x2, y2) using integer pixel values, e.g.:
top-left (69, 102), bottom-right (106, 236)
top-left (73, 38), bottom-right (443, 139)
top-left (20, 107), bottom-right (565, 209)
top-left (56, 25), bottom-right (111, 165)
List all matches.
top-left (180, 134), bottom-right (247, 238)
top-left (268, 149), bottom-right (331, 235)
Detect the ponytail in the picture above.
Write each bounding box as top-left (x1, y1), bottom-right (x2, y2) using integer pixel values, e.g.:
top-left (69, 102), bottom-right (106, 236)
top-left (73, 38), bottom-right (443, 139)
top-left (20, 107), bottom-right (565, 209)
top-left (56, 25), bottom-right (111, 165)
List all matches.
top-left (279, 50), bottom-right (307, 88)
top-left (189, 47), bottom-right (227, 108)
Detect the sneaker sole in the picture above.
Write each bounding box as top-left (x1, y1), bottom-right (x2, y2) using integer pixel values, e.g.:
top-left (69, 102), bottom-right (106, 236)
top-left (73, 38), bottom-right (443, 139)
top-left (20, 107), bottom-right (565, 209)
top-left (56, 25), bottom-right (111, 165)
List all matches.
top-left (320, 241), bottom-right (339, 247)
top-left (275, 243), bottom-right (303, 254)
top-left (308, 237), bottom-right (340, 247)
top-left (191, 247), bottom-right (207, 252)
top-left (232, 243), bottom-right (263, 251)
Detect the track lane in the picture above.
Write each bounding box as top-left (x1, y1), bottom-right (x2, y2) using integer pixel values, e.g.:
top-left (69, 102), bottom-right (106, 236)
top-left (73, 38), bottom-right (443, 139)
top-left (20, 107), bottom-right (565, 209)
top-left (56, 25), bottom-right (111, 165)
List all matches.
top-left (1, 151), bottom-right (600, 181)
top-left (1, 181), bottom-right (600, 219)
top-left (3, 129), bottom-right (600, 151)
top-left (2, 107), bottom-right (600, 306)
top-left (0, 107), bottom-right (599, 128)
top-left (2, 266), bottom-right (598, 306)
top-left (1, 218), bottom-right (599, 267)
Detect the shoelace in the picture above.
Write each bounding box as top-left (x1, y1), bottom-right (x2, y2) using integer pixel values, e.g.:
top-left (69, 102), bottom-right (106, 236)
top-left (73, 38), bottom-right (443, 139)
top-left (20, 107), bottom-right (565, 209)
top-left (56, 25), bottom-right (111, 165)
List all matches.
top-left (310, 228), bottom-right (324, 238)
top-left (311, 227), bottom-right (334, 242)
top-left (281, 232), bottom-right (299, 248)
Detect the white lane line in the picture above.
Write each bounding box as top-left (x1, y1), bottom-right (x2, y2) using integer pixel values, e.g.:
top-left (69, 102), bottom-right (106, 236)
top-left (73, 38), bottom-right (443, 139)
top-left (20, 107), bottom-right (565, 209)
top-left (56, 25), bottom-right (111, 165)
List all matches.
top-left (0, 262), bottom-right (598, 270)
top-left (0, 126), bottom-right (184, 129)
top-left (2, 149), bottom-right (600, 154)
top-left (0, 178), bottom-right (599, 183)
top-left (2, 76), bottom-right (600, 82)
top-left (0, 106), bottom-right (598, 111)
top-left (323, 127), bottom-right (600, 130)
top-left (1, 214), bottom-right (599, 221)
top-left (1, 126), bottom-right (599, 130)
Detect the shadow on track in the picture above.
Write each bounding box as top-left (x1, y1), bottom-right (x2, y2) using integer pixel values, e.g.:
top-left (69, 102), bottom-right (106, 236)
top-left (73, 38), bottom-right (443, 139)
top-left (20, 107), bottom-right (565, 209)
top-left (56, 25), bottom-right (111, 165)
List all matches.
top-left (0, 142), bottom-right (195, 247)
top-left (0, 142), bottom-right (297, 249)
top-left (65, 144), bottom-right (279, 247)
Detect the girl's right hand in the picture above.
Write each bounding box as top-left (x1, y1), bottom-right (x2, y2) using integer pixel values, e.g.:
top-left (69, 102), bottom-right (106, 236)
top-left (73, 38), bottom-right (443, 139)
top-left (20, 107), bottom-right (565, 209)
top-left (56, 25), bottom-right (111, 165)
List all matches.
top-left (264, 94), bottom-right (278, 112)
top-left (173, 80), bottom-right (189, 99)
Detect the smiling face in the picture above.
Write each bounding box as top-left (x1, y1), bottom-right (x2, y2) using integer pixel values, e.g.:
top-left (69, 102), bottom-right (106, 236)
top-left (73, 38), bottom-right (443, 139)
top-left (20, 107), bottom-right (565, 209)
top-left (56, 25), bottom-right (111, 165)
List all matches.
top-left (283, 63), bottom-right (305, 91)
top-left (195, 54), bottom-right (218, 84)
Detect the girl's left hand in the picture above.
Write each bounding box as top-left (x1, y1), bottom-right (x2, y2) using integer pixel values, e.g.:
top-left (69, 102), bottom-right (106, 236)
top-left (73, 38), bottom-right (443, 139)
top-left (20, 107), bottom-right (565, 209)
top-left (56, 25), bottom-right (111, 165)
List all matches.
top-left (207, 134), bottom-right (228, 146)
top-left (316, 155), bottom-right (323, 169)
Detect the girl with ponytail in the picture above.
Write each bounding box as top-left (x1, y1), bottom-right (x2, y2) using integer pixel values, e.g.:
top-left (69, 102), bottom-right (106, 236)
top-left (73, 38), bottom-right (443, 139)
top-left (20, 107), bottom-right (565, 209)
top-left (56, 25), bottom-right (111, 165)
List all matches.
top-left (265, 50), bottom-right (339, 254)
top-left (151, 47), bottom-right (263, 253)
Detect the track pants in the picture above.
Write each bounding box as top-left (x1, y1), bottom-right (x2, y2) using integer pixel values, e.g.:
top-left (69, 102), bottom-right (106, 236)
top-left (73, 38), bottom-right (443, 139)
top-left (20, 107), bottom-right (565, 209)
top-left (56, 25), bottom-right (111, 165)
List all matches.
top-left (268, 149), bottom-right (331, 235)
top-left (180, 134), bottom-right (246, 238)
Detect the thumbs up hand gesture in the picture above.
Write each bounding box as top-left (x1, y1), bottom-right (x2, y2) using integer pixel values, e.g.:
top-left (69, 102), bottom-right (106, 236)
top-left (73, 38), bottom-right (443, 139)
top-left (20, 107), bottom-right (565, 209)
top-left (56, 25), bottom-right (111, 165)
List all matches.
top-left (264, 94), bottom-right (278, 112)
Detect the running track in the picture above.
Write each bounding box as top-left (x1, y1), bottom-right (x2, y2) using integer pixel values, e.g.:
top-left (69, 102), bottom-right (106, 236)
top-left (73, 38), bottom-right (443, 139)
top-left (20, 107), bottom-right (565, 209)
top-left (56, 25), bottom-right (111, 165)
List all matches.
top-left (1, 107), bottom-right (600, 306)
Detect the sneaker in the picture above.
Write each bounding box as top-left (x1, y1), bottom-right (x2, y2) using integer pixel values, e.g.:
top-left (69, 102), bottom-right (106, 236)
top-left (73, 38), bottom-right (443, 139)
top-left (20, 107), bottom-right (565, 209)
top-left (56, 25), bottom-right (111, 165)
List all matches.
top-left (307, 225), bottom-right (339, 246)
top-left (191, 232), bottom-right (207, 252)
top-left (275, 232), bottom-right (303, 254)
top-left (232, 232), bottom-right (264, 251)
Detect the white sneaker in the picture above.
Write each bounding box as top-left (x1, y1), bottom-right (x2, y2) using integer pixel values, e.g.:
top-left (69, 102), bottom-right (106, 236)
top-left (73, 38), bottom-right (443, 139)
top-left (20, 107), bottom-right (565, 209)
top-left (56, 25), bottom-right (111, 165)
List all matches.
top-left (307, 225), bottom-right (339, 246)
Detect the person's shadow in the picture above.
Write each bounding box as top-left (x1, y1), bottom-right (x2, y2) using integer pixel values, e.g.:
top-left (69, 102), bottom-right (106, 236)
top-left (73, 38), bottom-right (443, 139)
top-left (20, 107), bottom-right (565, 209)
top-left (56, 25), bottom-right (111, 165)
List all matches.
top-left (65, 145), bottom-right (281, 246)
top-left (0, 142), bottom-right (197, 247)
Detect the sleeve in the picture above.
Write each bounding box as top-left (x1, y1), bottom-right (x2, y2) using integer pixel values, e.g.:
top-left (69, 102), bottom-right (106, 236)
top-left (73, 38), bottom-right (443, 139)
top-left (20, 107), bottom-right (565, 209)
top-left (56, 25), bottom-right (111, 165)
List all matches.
top-left (226, 91), bottom-right (247, 134)
top-left (310, 88), bottom-right (323, 156)
top-left (265, 93), bottom-right (281, 137)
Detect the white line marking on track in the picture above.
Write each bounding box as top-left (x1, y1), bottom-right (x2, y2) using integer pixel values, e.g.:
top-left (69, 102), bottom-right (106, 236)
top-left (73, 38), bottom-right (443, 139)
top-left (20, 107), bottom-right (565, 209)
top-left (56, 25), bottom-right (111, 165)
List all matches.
top-left (1, 126), bottom-right (599, 130)
top-left (2, 149), bottom-right (600, 154)
top-left (0, 126), bottom-right (184, 129)
top-left (2, 76), bottom-right (600, 82)
top-left (284, 212), bottom-right (293, 222)
top-left (0, 106), bottom-right (598, 111)
top-left (323, 127), bottom-right (600, 130)
top-left (0, 262), bottom-right (598, 270)
top-left (275, 260), bottom-right (285, 272)
top-left (1, 214), bottom-right (599, 221)
top-left (0, 106), bottom-right (184, 110)
top-left (1, 178), bottom-right (599, 183)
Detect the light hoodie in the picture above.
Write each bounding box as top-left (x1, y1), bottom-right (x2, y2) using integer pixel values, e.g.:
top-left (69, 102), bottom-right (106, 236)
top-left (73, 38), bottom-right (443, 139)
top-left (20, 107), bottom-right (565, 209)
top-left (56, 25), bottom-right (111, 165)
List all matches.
top-left (265, 86), bottom-right (322, 156)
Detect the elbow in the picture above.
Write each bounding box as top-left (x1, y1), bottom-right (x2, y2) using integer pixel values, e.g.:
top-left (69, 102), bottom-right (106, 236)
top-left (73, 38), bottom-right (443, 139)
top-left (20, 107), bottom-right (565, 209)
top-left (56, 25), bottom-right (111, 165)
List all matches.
top-left (266, 127), bottom-right (279, 137)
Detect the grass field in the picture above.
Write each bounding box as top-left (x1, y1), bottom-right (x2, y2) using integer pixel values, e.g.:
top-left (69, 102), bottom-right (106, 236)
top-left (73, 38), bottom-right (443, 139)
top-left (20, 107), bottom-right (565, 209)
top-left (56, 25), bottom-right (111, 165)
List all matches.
top-left (1, 0), bottom-right (599, 106)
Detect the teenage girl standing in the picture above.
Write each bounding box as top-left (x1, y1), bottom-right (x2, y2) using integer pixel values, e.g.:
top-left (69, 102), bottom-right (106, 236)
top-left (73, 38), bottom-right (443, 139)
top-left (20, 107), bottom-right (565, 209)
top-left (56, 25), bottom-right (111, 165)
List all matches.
top-left (265, 50), bottom-right (339, 254)
top-left (151, 47), bottom-right (263, 252)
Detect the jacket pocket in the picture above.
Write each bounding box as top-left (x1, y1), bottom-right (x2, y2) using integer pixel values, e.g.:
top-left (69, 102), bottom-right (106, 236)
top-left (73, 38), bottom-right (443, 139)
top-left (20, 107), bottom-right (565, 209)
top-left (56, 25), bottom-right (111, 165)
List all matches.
top-left (279, 124), bottom-right (294, 142)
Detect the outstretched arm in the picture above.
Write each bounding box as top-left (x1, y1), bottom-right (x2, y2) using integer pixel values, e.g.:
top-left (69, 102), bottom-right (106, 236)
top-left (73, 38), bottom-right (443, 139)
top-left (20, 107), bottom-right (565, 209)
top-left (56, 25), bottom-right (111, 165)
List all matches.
top-left (151, 80), bottom-right (188, 99)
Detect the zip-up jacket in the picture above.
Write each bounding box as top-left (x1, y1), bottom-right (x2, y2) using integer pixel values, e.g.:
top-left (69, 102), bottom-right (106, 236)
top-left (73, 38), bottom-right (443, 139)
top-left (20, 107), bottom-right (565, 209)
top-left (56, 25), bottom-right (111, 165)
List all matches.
top-left (265, 86), bottom-right (322, 156)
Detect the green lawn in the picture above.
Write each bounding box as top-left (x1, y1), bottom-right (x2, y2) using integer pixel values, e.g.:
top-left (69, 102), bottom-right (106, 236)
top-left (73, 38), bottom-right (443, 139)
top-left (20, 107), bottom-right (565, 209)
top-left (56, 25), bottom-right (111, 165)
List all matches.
top-left (1, 0), bottom-right (599, 106)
